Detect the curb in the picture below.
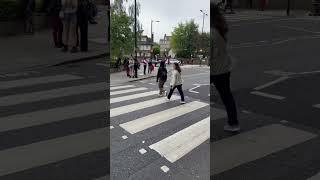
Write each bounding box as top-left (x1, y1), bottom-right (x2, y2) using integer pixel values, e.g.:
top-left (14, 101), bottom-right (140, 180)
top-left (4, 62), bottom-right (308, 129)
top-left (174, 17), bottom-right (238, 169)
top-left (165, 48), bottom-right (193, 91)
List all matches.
top-left (50, 52), bottom-right (108, 67)
top-left (128, 75), bottom-right (157, 82)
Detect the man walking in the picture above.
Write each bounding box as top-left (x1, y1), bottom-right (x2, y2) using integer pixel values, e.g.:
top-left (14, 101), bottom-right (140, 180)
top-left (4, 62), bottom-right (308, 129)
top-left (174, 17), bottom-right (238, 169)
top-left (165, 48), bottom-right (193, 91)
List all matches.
top-left (77, 0), bottom-right (90, 52)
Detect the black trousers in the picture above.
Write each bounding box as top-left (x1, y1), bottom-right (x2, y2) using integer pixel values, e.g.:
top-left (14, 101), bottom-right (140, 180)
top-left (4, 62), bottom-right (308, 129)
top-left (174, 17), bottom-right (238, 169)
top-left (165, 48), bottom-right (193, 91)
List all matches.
top-left (143, 65), bottom-right (147, 75)
top-left (78, 16), bottom-right (88, 52)
top-left (212, 72), bottom-right (238, 126)
top-left (134, 66), bottom-right (138, 78)
top-left (168, 84), bottom-right (184, 101)
top-left (225, 0), bottom-right (234, 11)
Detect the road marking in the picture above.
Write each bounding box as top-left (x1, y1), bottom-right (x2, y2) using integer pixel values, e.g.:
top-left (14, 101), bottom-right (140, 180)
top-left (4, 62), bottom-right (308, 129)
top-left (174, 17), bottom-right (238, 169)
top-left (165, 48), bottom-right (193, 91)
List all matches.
top-left (120, 101), bottom-right (208, 134)
top-left (0, 82), bottom-right (106, 106)
top-left (189, 85), bottom-right (201, 94)
top-left (122, 135), bottom-right (128, 140)
top-left (211, 124), bottom-right (317, 175)
top-left (139, 148), bottom-right (147, 155)
top-left (110, 126), bottom-right (114, 129)
top-left (94, 176), bottom-right (108, 180)
top-left (0, 128), bottom-right (107, 176)
top-left (110, 87), bottom-right (148, 96)
top-left (160, 166), bottom-right (170, 173)
top-left (253, 76), bottom-right (289, 90)
top-left (308, 172), bottom-right (320, 180)
top-left (110, 85), bottom-right (135, 90)
top-left (313, 104), bottom-right (320, 109)
top-left (0, 74), bottom-right (82, 90)
top-left (251, 91), bottom-right (285, 100)
top-left (110, 91), bottom-right (159, 104)
top-left (0, 100), bottom-right (105, 133)
top-left (278, 25), bottom-right (320, 34)
top-left (149, 117), bottom-right (210, 163)
top-left (110, 96), bottom-right (180, 117)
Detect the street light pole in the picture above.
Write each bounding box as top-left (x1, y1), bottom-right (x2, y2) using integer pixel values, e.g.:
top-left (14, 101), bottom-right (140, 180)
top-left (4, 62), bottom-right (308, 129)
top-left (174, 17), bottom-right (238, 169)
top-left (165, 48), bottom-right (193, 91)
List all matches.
top-left (135, 0), bottom-right (137, 59)
top-left (200, 10), bottom-right (208, 34)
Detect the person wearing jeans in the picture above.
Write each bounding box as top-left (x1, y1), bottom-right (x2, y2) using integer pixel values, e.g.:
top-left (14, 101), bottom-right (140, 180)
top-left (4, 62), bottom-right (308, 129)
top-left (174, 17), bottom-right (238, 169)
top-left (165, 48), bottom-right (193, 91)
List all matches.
top-left (167, 62), bottom-right (185, 104)
top-left (212, 4), bottom-right (239, 132)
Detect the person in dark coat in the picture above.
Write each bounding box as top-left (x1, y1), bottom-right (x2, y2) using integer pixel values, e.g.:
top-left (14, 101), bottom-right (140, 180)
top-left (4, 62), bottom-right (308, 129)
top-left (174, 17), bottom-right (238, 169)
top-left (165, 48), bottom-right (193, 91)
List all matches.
top-left (156, 61), bottom-right (168, 97)
top-left (77, 0), bottom-right (90, 52)
top-left (133, 58), bottom-right (139, 78)
top-left (25, 0), bottom-right (35, 34)
top-left (47, 0), bottom-right (63, 48)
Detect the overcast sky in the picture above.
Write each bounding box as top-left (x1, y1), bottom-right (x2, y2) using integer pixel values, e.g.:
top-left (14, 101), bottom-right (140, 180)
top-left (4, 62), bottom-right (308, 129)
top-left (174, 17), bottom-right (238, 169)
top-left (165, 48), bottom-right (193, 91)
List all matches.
top-left (122, 0), bottom-right (210, 43)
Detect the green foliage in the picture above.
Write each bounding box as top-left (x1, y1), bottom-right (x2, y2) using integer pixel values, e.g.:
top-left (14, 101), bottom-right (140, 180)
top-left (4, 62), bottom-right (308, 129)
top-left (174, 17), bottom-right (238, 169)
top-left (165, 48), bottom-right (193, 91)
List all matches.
top-left (171, 20), bottom-right (199, 58)
top-left (152, 44), bottom-right (160, 55)
top-left (197, 32), bottom-right (210, 57)
top-left (110, 0), bottom-right (142, 59)
top-left (0, 1), bottom-right (20, 21)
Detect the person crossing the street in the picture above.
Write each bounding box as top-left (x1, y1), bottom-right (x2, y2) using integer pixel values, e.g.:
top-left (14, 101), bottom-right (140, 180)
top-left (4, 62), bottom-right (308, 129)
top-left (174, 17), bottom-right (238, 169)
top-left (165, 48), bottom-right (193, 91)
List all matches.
top-left (212, 4), bottom-right (240, 132)
top-left (142, 57), bottom-right (148, 75)
top-left (148, 58), bottom-right (153, 74)
top-left (167, 62), bottom-right (185, 104)
top-left (156, 61), bottom-right (168, 97)
top-left (133, 58), bottom-right (139, 78)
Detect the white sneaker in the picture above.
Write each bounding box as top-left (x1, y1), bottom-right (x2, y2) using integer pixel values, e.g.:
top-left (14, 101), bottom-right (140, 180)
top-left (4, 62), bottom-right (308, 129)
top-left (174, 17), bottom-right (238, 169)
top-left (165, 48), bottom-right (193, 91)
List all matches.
top-left (224, 124), bottom-right (240, 132)
top-left (180, 101), bottom-right (186, 104)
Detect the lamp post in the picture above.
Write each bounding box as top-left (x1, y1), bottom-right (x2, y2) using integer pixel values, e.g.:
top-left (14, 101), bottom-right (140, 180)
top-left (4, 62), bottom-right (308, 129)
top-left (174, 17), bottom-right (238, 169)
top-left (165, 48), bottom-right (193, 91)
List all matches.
top-left (200, 10), bottom-right (208, 34)
top-left (151, 20), bottom-right (160, 43)
top-left (134, 0), bottom-right (137, 59)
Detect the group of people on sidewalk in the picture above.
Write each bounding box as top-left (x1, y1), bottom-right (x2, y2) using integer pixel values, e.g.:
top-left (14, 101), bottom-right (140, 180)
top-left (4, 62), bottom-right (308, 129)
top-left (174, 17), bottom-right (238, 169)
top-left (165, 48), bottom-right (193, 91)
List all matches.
top-left (24, 0), bottom-right (98, 53)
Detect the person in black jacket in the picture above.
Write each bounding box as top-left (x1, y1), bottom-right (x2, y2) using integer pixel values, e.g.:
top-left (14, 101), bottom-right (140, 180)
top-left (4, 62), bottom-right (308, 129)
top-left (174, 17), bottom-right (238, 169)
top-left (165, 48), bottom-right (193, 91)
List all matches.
top-left (77, 0), bottom-right (90, 52)
top-left (156, 61), bottom-right (168, 97)
top-left (24, 0), bottom-right (35, 34)
top-left (133, 58), bottom-right (139, 78)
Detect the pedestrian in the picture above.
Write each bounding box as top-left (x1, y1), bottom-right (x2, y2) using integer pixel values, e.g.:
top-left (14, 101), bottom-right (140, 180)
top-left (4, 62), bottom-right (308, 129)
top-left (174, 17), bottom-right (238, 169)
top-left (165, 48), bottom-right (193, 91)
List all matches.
top-left (60, 0), bottom-right (78, 53)
top-left (148, 59), bottom-right (153, 74)
top-left (225, 0), bottom-right (235, 14)
top-left (260, 0), bottom-right (267, 11)
top-left (247, 0), bottom-right (253, 9)
top-left (47, 0), bottom-right (63, 48)
top-left (142, 57), bottom-right (147, 75)
top-left (124, 57), bottom-right (131, 78)
top-left (156, 61), bottom-right (168, 97)
top-left (212, 5), bottom-right (239, 132)
top-left (77, 0), bottom-right (90, 52)
top-left (116, 57), bottom-right (121, 71)
top-left (133, 58), bottom-right (139, 78)
top-left (167, 62), bottom-right (185, 104)
top-left (24, 0), bottom-right (35, 34)
top-left (88, 0), bottom-right (98, 24)
top-left (129, 57), bottom-right (134, 77)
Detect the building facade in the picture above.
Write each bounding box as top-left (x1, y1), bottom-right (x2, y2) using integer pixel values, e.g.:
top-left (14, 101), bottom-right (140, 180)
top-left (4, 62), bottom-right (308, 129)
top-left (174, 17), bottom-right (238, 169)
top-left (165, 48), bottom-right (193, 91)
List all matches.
top-left (159, 34), bottom-right (171, 55)
top-left (137, 35), bottom-right (153, 58)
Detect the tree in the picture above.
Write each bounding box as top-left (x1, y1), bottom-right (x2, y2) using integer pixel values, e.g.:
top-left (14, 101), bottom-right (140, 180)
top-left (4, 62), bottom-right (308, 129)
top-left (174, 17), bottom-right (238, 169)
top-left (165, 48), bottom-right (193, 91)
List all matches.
top-left (110, 0), bottom-right (142, 60)
top-left (152, 44), bottom-right (161, 56)
top-left (171, 20), bottom-right (199, 58)
top-left (197, 32), bottom-right (210, 57)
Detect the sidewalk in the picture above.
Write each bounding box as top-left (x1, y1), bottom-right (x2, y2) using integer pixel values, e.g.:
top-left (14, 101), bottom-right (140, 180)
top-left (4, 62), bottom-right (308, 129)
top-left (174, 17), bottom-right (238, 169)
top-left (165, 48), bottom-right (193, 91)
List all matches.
top-left (0, 5), bottom-right (108, 74)
top-left (111, 65), bottom-right (173, 85)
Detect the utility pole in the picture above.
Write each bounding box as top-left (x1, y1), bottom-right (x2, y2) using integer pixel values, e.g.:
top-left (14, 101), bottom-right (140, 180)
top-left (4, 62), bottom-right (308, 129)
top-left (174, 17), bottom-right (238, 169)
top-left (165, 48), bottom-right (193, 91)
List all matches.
top-left (134, 0), bottom-right (137, 59)
top-left (200, 10), bottom-right (208, 34)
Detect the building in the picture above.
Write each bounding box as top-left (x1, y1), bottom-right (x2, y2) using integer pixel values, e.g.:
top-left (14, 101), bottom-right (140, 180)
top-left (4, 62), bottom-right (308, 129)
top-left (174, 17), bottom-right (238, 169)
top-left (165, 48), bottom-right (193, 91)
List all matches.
top-left (159, 34), bottom-right (171, 55)
top-left (137, 35), bottom-right (153, 58)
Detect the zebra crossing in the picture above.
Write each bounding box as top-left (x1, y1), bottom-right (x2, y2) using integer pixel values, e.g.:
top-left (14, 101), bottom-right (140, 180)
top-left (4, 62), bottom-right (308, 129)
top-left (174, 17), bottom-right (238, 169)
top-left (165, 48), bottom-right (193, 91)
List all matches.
top-left (110, 83), bottom-right (320, 179)
top-left (0, 73), bottom-right (107, 179)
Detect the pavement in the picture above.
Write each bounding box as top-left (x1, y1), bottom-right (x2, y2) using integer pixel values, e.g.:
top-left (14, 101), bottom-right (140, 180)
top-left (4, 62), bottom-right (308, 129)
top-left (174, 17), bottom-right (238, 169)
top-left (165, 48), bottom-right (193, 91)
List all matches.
top-left (0, 58), bottom-right (108, 179)
top-left (210, 10), bottom-right (320, 179)
top-left (0, 5), bottom-right (108, 74)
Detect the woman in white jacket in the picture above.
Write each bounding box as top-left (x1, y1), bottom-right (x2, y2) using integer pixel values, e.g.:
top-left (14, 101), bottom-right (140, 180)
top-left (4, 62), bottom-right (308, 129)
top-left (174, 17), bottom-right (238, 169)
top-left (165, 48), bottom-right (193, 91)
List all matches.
top-left (212, 4), bottom-right (239, 132)
top-left (167, 62), bottom-right (185, 104)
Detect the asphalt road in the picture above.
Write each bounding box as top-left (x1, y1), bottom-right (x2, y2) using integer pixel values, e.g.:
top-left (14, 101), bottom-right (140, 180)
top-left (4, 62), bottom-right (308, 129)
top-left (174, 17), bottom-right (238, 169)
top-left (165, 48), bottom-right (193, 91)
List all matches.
top-left (110, 65), bottom-right (210, 180)
top-left (211, 11), bottom-right (320, 179)
top-left (0, 58), bottom-right (108, 180)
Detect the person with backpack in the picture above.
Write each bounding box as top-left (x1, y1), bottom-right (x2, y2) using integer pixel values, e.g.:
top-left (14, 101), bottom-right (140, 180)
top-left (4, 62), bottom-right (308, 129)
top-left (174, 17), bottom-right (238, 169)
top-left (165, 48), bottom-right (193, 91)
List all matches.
top-left (167, 62), bottom-right (185, 104)
top-left (212, 4), bottom-right (239, 132)
top-left (148, 59), bottom-right (153, 74)
top-left (156, 61), bottom-right (167, 97)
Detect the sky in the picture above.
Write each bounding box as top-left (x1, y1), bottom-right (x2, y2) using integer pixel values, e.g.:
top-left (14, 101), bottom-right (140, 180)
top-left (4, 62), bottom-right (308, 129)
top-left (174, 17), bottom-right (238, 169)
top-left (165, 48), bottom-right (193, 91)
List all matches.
top-left (123, 0), bottom-right (210, 43)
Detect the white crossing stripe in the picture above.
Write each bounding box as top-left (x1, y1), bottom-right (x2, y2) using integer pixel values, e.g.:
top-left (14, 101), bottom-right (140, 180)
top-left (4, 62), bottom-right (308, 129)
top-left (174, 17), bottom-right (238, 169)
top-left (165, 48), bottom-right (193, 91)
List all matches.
top-left (149, 117), bottom-right (210, 163)
top-left (211, 124), bottom-right (317, 175)
top-left (254, 76), bottom-right (289, 90)
top-left (0, 128), bottom-right (107, 176)
top-left (161, 166), bottom-right (170, 173)
top-left (110, 85), bottom-right (135, 91)
top-left (110, 91), bottom-right (158, 104)
top-left (0, 74), bottom-right (82, 90)
top-left (0, 82), bottom-right (106, 106)
top-left (313, 104), bottom-right (320, 109)
top-left (0, 100), bottom-right (105, 133)
top-left (110, 87), bottom-right (148, 96)
top-left (308, 172), bottom-right (320, 180)
top-left (110, 95), bottom-right (180, 117)
top-left (120, 101), bottom-right (208, 134)
top-left (94, 176), bottom-right (108, 180)
top-left (250, 91), bottom-right (285, 100)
